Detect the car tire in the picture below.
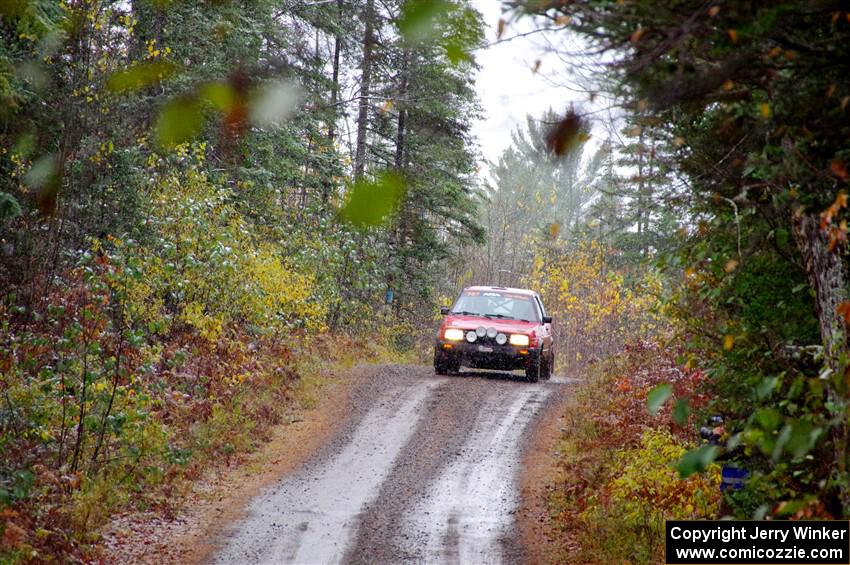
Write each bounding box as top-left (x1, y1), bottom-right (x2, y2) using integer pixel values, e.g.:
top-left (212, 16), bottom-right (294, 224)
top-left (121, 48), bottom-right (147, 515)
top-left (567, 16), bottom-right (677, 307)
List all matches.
top-left (525, 355), bottom-right (540, 383)
top-left (541, 352), bottom-right (552, 380)
top-left (434, 349), bottom-right (449, 376)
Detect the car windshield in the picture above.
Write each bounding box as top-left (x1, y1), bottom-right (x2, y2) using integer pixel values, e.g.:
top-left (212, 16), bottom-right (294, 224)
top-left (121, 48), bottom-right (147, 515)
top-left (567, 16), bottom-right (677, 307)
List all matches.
top-left (452, 290), bottom-right (540, 322)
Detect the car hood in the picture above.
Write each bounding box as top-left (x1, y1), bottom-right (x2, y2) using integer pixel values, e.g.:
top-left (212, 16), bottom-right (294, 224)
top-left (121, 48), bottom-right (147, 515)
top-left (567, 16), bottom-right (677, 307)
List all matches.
top-left (442, 314), bottom-right (538, 333)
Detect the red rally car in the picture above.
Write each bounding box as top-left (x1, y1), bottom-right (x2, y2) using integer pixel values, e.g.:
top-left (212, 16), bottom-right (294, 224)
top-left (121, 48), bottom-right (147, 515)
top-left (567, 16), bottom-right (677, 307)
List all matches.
top-left (434, 286), bottom-right (554, 382)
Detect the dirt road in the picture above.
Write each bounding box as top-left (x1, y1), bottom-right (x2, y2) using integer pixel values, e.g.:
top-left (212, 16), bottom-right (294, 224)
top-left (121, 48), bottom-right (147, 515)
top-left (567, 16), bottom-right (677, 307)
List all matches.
top-left (211, 365), bottom-right (569, 565)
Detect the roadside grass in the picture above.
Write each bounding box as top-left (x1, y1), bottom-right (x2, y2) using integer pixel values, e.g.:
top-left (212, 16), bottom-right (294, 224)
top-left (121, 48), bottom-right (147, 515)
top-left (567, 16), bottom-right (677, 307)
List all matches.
top-left (542, 342), bottom-right (721, 564)
top-left (294, 332), bottom-right (421, 409)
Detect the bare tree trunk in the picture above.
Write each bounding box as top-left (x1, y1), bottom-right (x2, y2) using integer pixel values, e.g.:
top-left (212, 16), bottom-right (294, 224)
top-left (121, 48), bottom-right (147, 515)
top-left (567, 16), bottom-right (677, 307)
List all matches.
top-left (353, 0), bottom-right (375, 181)
top-left (322, 0), bottom-right (343, 207)
top-left (637, 128), bottom-right (645, 254)
top-left (328, 7), bottom-right (342, 144)
top-left (389, 48), bottom-right (411, 307)
top-left (394, 50), bottom-right (408, 171)
top-left (792, 210), bottom-right (850, 514)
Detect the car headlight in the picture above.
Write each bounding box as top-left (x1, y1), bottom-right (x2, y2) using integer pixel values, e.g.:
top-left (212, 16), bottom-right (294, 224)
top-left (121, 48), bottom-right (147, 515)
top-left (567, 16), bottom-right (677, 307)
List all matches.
top-left (509, 334), bottom-right (530, 346)
top-left (495, 333), bottom-right (507, 345)
top-left (444, 328), bottom-right (464, 341)
top-left (466, 330), bottom-right (478, 343)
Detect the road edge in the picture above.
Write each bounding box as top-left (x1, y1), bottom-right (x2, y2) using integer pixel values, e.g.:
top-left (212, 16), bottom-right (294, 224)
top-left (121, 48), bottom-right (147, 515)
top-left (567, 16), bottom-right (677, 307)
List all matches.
top-left (516, 378), bottom-right (575, 565)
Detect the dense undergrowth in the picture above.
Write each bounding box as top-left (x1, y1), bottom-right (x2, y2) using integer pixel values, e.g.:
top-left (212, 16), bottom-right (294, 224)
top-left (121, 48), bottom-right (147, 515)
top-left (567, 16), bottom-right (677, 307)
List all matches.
top-left (544, 342), bottom-right (720, 564)
top-left (1, 289), bottom-right (404, 565)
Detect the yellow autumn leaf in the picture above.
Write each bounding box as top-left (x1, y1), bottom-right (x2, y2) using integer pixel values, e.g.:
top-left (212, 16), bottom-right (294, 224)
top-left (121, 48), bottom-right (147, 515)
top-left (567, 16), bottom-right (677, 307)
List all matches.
top-left (723, 335), bottom-right (735, 351)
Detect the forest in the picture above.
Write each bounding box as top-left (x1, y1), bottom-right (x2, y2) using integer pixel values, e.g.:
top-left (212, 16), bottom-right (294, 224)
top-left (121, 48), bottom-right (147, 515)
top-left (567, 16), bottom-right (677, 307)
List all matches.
top-left (1, 0), bottom-right (850, 563)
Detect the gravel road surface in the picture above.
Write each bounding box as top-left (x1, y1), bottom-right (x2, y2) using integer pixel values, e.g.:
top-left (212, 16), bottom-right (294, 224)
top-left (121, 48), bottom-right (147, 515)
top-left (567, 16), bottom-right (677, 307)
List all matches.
top-left (212, 365), bottom-right (569, 565)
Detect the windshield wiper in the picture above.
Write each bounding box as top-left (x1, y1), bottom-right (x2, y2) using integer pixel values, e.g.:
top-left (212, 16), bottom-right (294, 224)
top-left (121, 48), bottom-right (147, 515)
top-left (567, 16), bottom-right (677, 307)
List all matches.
top-left (451, 310), bottom-right (480, 316)
top-left (483, 313), bottom-right (534, 322)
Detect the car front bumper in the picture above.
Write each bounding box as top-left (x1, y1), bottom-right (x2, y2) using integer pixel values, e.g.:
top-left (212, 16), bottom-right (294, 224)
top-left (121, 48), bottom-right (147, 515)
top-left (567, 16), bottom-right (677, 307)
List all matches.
top-left (434, 340), bottom-right (538, 371)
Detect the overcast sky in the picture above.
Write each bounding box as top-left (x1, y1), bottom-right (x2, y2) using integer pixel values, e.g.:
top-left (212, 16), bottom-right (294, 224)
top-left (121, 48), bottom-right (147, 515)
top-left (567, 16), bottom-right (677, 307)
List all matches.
top-left (470, 1), bottom-right (579, 178)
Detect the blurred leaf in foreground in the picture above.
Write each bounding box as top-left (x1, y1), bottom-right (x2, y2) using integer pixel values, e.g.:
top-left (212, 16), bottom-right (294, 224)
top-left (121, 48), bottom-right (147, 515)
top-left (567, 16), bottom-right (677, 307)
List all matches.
top-left (249, 80), bottom-right (302, 129)
top-left (678, 445), bottom-right (719, 478)
top-left (23, 154), bottom-right (60, 215)
top-left (398, 0), bottom-right (452, 43)
top-left (155, 97), bottom-right (203, 149)
top-left (106, 61), bottom-right (177, 93)
top-left (0, 192), bottom-right (22, 224)
top-left (445, 39), bottom-right (473, 65)
top-left (647, 382), bottom-right (672, 415)
top-left (544, 110), bottom-right (586, 157)
top-left (199, 82), bottom-right (237, 112)
top-left (340, 172), bottom-right (406, 229)
top-left (672, 397), bottom-right (690, 425)
top-left (12, 132), bottom-right (36, 158)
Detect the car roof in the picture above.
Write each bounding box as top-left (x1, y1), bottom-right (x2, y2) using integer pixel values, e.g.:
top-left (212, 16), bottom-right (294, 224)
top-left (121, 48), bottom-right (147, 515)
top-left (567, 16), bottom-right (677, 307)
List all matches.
top-left (462, 285), bottom-right (538, 297)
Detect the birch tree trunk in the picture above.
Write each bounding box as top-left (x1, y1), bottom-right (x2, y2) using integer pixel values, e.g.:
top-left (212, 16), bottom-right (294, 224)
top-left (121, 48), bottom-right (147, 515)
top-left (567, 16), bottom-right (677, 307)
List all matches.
top-left (792, 212), bottom-right (849, 370)
top-left (792, 210), bottom-right (850, 513)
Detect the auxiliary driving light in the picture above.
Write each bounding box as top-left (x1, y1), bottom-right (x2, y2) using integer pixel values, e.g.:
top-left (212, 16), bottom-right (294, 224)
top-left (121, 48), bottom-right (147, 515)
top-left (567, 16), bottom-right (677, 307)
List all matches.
top-left (444, 328), bottom-right (464, 341)
top-left (486, 327), bottom-right (497, 339)
top-left (475, 326), bottom-right (486, 337)
top-left (495, 333), bottom-right (507, 345)
top-left (466, 330), bottom-right (478, 342)
top-left (509, 334), bottom-right (530, 347)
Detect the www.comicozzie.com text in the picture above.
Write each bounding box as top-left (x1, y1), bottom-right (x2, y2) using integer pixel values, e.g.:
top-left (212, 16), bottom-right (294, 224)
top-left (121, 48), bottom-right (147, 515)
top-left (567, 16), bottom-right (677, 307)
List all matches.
top-left (670, 524), bottom-right (848, 544)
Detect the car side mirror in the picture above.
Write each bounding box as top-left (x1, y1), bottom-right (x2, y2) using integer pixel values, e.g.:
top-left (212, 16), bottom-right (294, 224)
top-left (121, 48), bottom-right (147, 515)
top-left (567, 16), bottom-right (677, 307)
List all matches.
top-left (542, 315), bottom-right (552, 324)
top-left (440, 306), bottom-right (450, 316)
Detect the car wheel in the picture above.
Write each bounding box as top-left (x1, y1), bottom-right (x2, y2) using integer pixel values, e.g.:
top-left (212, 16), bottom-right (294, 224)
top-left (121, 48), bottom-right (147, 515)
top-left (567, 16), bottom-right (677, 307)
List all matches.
top-left (541, 352), bottom-right (552, 380)
top-left (434, 349), bottom-right (451, 376)
top-left (525, 356), bottom-right (540, 383)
